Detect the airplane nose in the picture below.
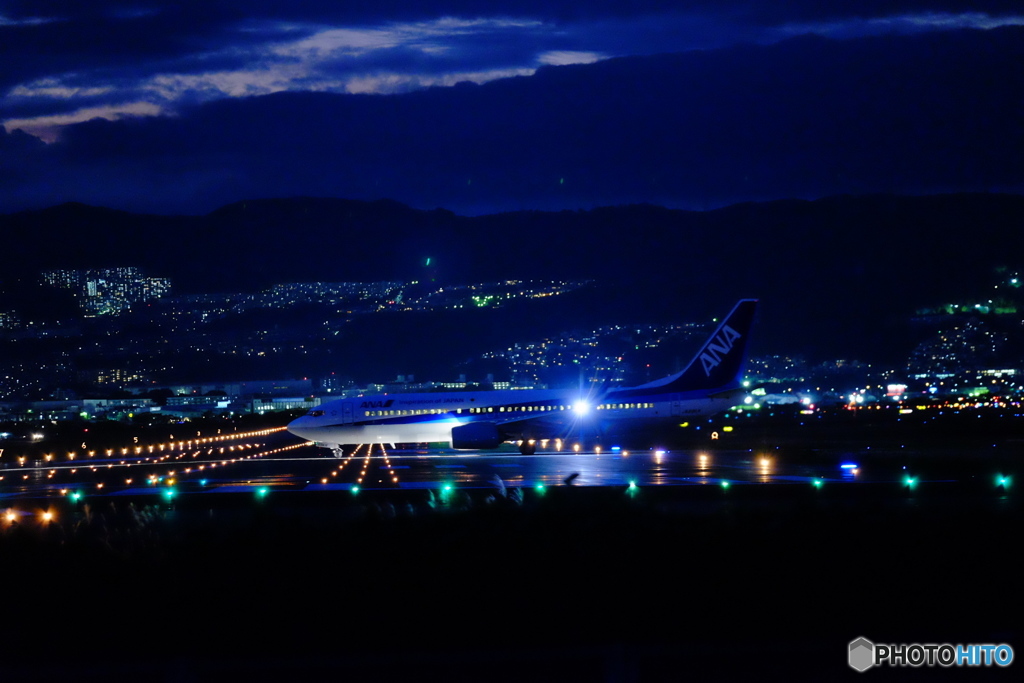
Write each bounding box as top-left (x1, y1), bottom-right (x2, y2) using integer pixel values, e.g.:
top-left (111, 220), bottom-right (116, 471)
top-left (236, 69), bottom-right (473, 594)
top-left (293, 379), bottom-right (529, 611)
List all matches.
top-left (287, 416), bottom-right (310, 438)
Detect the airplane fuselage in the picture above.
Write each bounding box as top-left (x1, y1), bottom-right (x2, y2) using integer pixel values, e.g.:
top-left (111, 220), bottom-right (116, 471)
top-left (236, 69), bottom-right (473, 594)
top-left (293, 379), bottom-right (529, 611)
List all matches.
top-left (286, 386), bottom-right (744, 448)
top-left (287, 299), bottom-right (758, 452)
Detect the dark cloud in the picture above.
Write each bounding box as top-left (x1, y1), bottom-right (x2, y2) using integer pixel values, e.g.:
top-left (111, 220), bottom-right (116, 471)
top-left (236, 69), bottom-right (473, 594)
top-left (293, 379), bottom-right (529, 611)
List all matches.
top-left (3, 26), bottom-right (1020, 215)
top-left (5, 1), bottom-right (1022, 88)
top-left (309, 33), bottom-right (546, 80)
top-left (5, 0), bottom-right (1023, 130)
top-left (6, 1), bottom-right (1022, 24)
top-left (0, 5), bottom-right (257, 91)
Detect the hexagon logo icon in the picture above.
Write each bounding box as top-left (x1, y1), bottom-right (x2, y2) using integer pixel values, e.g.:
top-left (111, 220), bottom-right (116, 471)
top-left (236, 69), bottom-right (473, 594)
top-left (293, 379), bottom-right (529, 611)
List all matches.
top-left (849, 637), bottom-right (875, 672)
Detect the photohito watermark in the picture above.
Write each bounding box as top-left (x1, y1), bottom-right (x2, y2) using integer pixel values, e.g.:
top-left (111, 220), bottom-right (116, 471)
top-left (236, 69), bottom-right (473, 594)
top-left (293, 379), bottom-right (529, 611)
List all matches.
top-left (849, 637), bottom-right (1014, 672)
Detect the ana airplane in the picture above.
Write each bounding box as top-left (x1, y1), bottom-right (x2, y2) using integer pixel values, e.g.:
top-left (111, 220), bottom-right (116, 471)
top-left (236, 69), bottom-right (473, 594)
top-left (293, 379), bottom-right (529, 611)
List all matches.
top-left (287, 299), bottom-right (757, 455)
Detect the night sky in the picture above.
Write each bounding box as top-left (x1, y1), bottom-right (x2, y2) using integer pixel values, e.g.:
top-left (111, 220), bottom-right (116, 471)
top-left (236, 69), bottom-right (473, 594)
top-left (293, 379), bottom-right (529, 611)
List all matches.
top-left (1, 1), bottom-right (1022, 215)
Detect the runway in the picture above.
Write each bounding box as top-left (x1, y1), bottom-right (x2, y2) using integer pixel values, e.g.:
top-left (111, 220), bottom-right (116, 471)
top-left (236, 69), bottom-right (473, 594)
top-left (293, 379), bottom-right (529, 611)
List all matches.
top-left (215, 446), bottom-right (866, 491)
top-left (1, 418), bottom-right (1018, 503)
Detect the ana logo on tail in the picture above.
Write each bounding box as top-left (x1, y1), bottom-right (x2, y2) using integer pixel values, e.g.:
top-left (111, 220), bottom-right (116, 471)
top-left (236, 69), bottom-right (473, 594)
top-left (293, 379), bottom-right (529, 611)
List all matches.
top-left (699, 325), bottom-right (741, 376)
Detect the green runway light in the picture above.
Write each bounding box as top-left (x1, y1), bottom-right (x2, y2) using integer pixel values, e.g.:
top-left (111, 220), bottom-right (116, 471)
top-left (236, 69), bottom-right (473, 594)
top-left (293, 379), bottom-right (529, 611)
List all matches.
top-left (813, 479), bottom-right (823, 489)
top-left (996, 475), bottom-right (1010, 488)
top-left (69, 491), bottom-right (82, 502)
top-left (257, 487), bottom-right (268, 498)
top-left (534, 483), bottom-right (546, 494)
top-left (720, 480), bottom-right (730, 489)
top-left (163, 489), bottom-right (175, 500)
top-left (350, 485), bottom-right (360, 494)
top-left (628, 481), bottom-right (637, 489)
top-left (904, 476), bottom-right (917, 489)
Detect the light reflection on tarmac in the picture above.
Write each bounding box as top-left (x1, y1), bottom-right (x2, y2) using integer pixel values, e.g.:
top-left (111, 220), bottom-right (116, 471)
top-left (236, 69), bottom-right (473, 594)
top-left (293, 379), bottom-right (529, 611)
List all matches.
top-left (315, 448), bottom-right (859, 490)
top-left (189, 446), bottom-right (880, 493)
top-left (0, 440), bottom-right (991, 499)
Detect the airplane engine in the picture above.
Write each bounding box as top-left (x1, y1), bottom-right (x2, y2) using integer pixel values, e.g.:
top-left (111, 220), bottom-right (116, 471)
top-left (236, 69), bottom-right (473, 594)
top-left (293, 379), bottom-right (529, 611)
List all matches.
top-left (451, 422), bottom-right (503, 450)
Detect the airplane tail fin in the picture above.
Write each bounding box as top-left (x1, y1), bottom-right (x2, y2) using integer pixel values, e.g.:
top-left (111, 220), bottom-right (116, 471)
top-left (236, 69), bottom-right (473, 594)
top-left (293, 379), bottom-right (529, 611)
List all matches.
top-left (632, 299), bottom-right (758, 394)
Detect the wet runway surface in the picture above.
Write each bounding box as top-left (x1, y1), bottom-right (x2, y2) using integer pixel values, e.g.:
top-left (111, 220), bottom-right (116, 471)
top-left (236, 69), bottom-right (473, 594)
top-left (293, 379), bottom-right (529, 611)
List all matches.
top-left (5, 406), bottom-right (1023, 503)
top-left (248, 446), bottom-right (874, 490)
top-left (0, 438), bottom-right (980, 502)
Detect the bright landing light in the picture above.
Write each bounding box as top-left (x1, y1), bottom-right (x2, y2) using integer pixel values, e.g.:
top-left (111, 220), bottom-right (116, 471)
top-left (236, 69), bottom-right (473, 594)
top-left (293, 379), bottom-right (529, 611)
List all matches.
top-left (573, 401), bottom-right (589, 415)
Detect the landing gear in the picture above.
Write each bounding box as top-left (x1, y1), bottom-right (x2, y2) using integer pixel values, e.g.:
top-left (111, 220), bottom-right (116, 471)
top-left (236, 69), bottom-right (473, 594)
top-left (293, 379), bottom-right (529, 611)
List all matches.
top-left (330, 444), bottom-right (358, 458)
top-left (519, 440), bottom-right (537, 455)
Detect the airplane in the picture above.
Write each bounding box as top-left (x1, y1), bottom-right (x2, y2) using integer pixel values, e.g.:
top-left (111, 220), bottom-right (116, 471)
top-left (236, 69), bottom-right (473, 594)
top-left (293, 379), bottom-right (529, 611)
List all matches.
top-left (287, 299), bottom-right (757, 455)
